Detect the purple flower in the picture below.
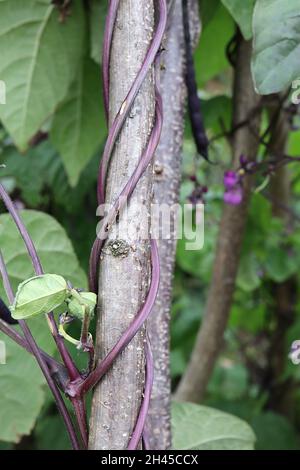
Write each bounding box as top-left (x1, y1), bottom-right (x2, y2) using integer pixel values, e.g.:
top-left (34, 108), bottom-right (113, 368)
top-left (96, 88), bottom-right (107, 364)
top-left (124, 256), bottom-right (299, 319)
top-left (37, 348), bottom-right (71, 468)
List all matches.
top-left (224, 171), bottom-right (239, 189)
top-left (223, 169), bottom-right (244, 205)
top-left (224, 186), bottom-right (243, 205)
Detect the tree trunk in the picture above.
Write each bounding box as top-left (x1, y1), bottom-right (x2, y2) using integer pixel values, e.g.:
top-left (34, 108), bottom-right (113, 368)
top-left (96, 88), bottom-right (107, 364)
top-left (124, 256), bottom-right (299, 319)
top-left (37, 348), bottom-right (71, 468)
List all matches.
top-left (175, 36), bottom-right (262, 403)
top-left (89, 0), bottom-right (155, 450)
top-left (145, 0), bottom-right (200, 449)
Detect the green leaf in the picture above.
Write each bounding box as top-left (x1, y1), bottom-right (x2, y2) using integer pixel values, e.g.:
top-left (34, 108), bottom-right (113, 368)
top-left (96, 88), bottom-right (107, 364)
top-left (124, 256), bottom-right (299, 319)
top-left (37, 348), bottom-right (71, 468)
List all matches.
top-left (252, 0), bottom-right (300, 94)
top-left (89, 0), bottom-right (107, 64)
top-left (176, 223), bottom-right (217, 280)
top-left (0, 336), bottom-right (45, 443)
top-left (237, 254), bottom-right (261, 292)
top-left (251, 412), bottom-right (300, 450)
top-left (11, 274), bottom-right (68, 320)
top-left (264, 247), bottom-right (298, 283)
top-left (0, 210), bottom-right (86, 299)
top-left (67, 291), bottom-right (97, 319)
top-left (0, 139), bottom-right (99, 214)
top-left (202, 95), bottom-right (232, 134)
top-left (194, 3), bottom-right (234, 86)
top-left (0, 0), bottom-right (85, 150)
top-left (221, 0), bottom-right (255, 40)
top-left (208, 363), bottom-right (249, 401)
top-left (51, 58), bottom-right (105, 186)
top-left (230, 294), bottom-right (266, 333)
top-left (171, 349), bottom-right (187, 379)
top-left (199, 0), bottom-right (220, 29)
top-left (35, 414), bottom-right (71, 450)
top-left (172, 402), bottom-right (256, 450)
top-left (0, 442), bottom-right (13, 450)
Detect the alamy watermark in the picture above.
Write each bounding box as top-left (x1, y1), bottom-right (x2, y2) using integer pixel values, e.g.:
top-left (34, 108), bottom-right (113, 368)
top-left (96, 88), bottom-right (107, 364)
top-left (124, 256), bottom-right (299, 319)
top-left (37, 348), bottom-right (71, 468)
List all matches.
top-left (0, 340), bottom-right (6, 364)
top-left (0, 80), bottom-right (6, 105)
top-left (291, 79), bottom-right (300, 105)
top-left (96, 199), bottom-right (205, 251)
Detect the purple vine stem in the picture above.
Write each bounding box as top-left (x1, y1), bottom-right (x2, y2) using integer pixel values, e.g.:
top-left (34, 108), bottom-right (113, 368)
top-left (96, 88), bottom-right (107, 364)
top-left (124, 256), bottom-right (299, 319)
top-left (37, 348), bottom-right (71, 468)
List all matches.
top-left (0, 0), bottom-right (167, 450)
top-left (0, 183), bottom-right (79, 382)
top-left (127, 337), bottom-right (154, 450)
top-left (97, 0), bottom-right (167, 206)
top-left (85, 0), bottom-right (167, 449)
top-left (0, 184), bottom-right (82, 449)
top-left (76, 239), bottom-right (160, 396)
top-left (0, 251), bottom-right (66, 383)
top-left (0, 249), bottom-right (64, 369)
top-left (102, 0), bottom-right (119, 120)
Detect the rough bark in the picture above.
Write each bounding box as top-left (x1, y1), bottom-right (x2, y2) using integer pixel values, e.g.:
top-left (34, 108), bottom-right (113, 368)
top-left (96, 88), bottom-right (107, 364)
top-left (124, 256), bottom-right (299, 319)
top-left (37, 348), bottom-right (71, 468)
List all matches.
top-left (145, 0), bottom-right (200, 449)
top-left (175, 37), bottom-right (262, 403)
top-left (89, 1), bottom-right (155, 450)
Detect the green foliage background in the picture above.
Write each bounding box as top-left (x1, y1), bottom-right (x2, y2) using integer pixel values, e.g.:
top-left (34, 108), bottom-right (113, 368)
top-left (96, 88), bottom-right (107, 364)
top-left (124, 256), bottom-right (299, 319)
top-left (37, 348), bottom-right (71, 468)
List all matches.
top-left (0, 0), bottom-right (300, 450)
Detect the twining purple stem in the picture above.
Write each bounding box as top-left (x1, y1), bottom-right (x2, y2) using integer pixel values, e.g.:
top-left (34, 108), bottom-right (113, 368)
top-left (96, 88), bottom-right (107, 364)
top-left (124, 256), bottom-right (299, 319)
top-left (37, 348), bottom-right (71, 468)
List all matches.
top-left (102, 0), bottom-right (119, 120)
top-left (85, 0), bottom-right (167, 449)
top-left (97, 0), bottom-right (167, 205)
top-left (75, 240), bottom-right (160, 396)
top-left (89, 91), bottom-right (163, 292)
top-left (0, 251), bottom-right (69, 389)
top-left (0, 187), bottom-right (42, 274)
top-left (128, 337), bottom-right (154, 450)
top-left (0, 236), bottom-right (80, 449)
top-left (0, 0), bottom-right (167, 451)
top-left (0, 183), bottom-right (79, 382)
top-left (71, 397), bottom-right (88, 449)
top-left (0, 184), bottom-right (82, 449)
top-left (19, 319), bottom-right (80, 449)
top-left (0, 252), bottom-right (14, 302)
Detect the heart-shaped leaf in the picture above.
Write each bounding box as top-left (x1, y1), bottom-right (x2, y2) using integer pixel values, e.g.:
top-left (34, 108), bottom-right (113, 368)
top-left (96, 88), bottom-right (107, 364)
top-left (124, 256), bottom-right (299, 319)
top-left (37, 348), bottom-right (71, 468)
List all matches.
top-left (252, 0), bottom-right (300, 94)
top-left (0, 210), bottom-right (86, 443)
top-left (51, 58), bottom-right (105, 186)
top-left (172, 402), bottom-right (256, 450)
top-left (0, 0), bottom-right (85, 150)
top-left (11, 274), bottom-right (68, 320)
top-left (221, 0), bottom-right (255, 40)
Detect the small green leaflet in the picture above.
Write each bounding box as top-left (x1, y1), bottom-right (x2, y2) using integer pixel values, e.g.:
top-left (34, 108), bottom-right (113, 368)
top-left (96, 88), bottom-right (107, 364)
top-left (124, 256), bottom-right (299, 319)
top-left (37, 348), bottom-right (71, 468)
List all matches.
top-left (10, 273), bottom-right (97, 323)
top-left (10, 274), bottom-right (68, 320)
top-left (67, 291), bottom-right (97, 320)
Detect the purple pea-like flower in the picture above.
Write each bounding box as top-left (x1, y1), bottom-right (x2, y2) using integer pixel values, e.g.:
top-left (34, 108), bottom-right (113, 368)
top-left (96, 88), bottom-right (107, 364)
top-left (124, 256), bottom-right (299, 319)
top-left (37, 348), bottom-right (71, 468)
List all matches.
top-left (224, 186), bottom-right (243, 205)
top-left (224, 170), bottom-right (239, 189)
top-left (223, 170), bottom-right (243, 205)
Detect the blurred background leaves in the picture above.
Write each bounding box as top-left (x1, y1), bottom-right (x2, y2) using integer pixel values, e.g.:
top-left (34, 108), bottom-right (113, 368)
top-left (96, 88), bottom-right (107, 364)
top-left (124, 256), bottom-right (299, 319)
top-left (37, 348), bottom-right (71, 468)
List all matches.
top-left (1, 0), bottom-right (300, 450)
